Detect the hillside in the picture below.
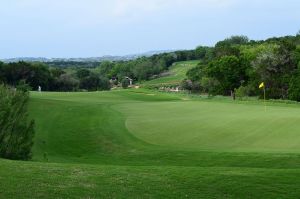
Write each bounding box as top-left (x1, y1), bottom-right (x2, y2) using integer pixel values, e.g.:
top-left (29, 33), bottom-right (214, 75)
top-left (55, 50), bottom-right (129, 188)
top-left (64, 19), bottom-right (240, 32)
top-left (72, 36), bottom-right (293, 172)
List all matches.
top-left (142, 60), bottom-right (200, 87)
top-left (1, 90), bottom-right (300, 198)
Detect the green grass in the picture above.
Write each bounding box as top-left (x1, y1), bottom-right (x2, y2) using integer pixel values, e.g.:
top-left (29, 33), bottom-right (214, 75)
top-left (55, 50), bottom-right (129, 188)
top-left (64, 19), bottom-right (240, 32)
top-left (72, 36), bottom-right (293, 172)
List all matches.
top-left (120, 100), bottom-right (300, 153)
top-left (1, 89), bottom-right (300, 198)
top-left (143, 60), bottom-right (200, 86)
top-left (2, 159), bottom-right (300, 199)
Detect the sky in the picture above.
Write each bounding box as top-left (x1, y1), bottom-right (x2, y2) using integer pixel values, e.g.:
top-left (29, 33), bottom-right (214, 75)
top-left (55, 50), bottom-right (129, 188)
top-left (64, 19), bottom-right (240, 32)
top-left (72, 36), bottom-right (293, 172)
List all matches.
top-left (1, 0), bottom-right (300, 58)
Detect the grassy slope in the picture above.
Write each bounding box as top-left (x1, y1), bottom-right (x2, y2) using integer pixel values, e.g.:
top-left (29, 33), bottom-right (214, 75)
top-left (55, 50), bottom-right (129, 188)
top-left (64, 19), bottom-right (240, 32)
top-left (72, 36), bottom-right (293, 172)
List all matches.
top-left (143, 60), bottom-right (200, 86)
top-left (1, 89), bottom-right (300, 198)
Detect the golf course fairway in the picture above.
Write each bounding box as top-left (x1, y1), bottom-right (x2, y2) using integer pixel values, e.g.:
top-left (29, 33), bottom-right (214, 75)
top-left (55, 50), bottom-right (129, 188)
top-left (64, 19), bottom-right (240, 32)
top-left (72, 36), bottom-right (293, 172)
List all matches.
top-left (1, 89), bottom-right (300, 198)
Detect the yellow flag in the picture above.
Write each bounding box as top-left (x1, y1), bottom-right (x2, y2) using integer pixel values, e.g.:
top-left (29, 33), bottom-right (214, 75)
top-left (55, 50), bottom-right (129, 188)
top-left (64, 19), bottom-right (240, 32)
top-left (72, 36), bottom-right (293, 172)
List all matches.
top-left (259, 82), bottom-right (264, 89)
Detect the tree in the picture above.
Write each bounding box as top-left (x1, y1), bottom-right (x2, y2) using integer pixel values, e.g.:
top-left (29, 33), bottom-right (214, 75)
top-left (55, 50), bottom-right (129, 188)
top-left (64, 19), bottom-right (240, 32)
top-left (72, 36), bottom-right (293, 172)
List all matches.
top-left (251, 41), bottom-right (297, 99)
top-left (200, 77), bottom-right (220, 95)
top-left (98, 61), bottom-right (115, 77)
top-left (27, 63), bottom-right (52, 90)
top-left (195, 46), bottom-right (208, 59)
top-left (50, 68), bottom-right (65, 78)
top-left (294, 45), bottom-right (300, 65)
top-left (0, 85), bottom-right (35, 160)
top-left (76, 68), bottom-right (91, 79)
top-left (213, 36), bottom-right (248, 58)
top-left (186, 64), bottom-right (206, 82)
top-left (0, 61), bottom-right (4, 83)
top-left (216, 35), bottom-right (249, 47)
top-left (1, 62), bottom-right (52, 90)
top-left (79, 73), bottom-right (97, 91)
top-left (78, 71), bottom-right (111, 91)
top-left (98, 76), bottom-right (111, 90)
top-left (214, 44), bottom-right (240, 58)
top-left (3, 61), bottom-right (32, 86)
top-left (56, 74), bottom-right (79, 91)
top-left (132, 59), bottom-right (152, 81)
top-left (207, 55), bottom-right (245, 95)
top-left (288, 71), bottom-right (300, 101)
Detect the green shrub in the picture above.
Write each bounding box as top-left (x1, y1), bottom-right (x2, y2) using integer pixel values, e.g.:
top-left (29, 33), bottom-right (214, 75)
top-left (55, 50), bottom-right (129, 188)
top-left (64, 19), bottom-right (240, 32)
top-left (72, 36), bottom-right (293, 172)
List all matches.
top-left (16, 80), bottom-right (32, 92)
top-left (235, 85), bottom-right (251, 100)
top-left (121, 79), bottom-right (130, 89)
top-left (0, 85), bottom-right (35, 160)
top-left (288, 72), bottom-right (300, 102)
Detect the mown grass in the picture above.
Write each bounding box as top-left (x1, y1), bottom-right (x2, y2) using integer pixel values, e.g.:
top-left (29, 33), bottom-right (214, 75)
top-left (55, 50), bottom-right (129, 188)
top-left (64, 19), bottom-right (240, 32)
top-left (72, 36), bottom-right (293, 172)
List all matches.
top-left (121, 99), bottom-right (300, 153)
top-left (1, 89), bottom-right (300, 198)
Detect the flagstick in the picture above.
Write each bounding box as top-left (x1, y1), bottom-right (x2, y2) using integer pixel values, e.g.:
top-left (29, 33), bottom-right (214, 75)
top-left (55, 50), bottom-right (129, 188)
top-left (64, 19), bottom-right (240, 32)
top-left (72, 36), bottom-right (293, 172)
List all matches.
top-left (264, 87), bottom-right (266, 112)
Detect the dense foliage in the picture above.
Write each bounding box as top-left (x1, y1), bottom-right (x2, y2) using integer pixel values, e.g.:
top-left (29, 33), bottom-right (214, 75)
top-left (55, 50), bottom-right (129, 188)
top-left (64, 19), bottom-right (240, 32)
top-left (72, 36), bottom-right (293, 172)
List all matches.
top-left (0, 50), bottom-right (201, 91)
top-left (0, 62), bottom-right (111, 91)
top-left (184, 35), bottom-right (300, 101)
top-left (0, 85), bottom-right (35, 160)
top-left (95, 50), bottom-right (203, 82)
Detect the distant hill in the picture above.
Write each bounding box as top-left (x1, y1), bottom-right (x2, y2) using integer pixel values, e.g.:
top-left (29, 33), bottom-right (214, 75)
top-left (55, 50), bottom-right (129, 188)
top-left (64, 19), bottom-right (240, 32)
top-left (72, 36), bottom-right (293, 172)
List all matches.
top-left (0, 50), bottom-right (175, 63)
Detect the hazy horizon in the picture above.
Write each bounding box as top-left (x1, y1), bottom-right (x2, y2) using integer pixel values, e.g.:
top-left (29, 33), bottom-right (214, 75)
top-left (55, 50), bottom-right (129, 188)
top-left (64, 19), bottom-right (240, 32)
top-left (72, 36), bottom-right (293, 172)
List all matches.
top-left (0, 49), bottom-right (179, 59)
top-left (1, 0), bottom-right (300, 59)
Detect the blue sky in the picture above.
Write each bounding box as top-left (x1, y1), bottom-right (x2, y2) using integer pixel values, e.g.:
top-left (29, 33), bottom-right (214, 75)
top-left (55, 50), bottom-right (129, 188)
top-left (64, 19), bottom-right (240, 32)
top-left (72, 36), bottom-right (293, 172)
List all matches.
top-left (1, 0), bottom-right (300, 58)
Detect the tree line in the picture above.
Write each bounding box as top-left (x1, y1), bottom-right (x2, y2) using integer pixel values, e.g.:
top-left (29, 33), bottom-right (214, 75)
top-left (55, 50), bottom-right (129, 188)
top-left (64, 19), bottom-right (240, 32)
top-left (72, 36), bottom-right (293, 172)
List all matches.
top-left (182, 34), bottom-right (300, 101)
top-left (1, 34), bottom-right (300, 100)
top-left (0, 50), bottom-right (202, 91)
top-left (0, 61), bottom-right (111, 91)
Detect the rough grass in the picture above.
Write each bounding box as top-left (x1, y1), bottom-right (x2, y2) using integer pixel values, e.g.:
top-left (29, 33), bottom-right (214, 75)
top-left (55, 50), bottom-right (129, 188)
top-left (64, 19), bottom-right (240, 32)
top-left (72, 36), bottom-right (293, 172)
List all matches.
top-left (1, 89), bottom-right (300, 198)
top-left (1, 159), bottom-right (300, 199)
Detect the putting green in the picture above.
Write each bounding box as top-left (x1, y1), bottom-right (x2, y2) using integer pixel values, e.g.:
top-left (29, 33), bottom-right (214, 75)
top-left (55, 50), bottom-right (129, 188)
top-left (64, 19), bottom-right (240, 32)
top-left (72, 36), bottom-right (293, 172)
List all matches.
top-left (118, 100), bottom-right (300, 153)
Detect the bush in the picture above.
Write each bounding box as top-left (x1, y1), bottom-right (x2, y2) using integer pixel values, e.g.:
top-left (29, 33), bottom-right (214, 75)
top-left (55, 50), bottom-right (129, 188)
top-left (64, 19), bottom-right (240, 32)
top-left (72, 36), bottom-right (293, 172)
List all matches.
top-left (235, 85), bottom-right (252, 100)
top-left (16, 80), bottom-right (32, 92)
top-left (181, 79), bottom-right (193, 91)
top-left (288, 72), bottom-right (300, 101)
top-left (78, 72), bottom-right (111, 91)
top-left (200, 77), bottom-right (220, 95)
top-left (0, 85), bottom-right (35, 160)
top-left (121, 79), bottom-right (130, 89)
